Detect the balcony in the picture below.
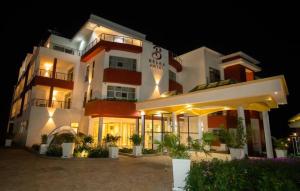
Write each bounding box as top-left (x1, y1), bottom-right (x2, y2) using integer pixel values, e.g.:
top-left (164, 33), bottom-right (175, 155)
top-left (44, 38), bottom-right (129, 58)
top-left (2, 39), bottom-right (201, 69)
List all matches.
top-left (169, 52), bottom-right (183, 72)
top-left (103, 68), bottom-right (142, 85)
top-left (36, 69), bottom-right (73, 81)
top-left (84, 98), bottom-right (139, 118)
top-left (31, 98), bottom-right (71, 109)
top-left (81, 33), bottom-right (143, 62)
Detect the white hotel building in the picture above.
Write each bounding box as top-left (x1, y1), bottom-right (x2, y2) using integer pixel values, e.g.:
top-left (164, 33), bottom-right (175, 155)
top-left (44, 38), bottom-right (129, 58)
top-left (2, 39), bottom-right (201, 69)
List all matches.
top-left (9, 14), bottom-right (288, 158)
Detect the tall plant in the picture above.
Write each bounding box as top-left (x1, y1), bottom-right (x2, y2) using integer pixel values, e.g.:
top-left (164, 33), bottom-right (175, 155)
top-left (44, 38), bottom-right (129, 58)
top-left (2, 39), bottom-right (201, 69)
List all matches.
top-left (130, 134), bottom-right (142, 146)
top-left (104, 134), bottom-right (120, 147)
top-left (41, 134), bottom-right (48, 144)
top-left (226, 117), bottom-right (246, 148)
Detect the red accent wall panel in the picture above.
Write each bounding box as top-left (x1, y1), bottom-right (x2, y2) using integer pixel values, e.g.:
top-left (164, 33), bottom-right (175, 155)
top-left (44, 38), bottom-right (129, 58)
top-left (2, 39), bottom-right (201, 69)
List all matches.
top-left (85, 100), bottom-right (139, 118)
top-left (168, 52), bottom-right (183, 72)
top-left (103, 68), bottom-right (142, 85)
top-left (169, 80), bottom-right (183, 93)
top-left (224, 64), bottom-right (246, 82)
top-left (32, 76), bottom-right (74, 89)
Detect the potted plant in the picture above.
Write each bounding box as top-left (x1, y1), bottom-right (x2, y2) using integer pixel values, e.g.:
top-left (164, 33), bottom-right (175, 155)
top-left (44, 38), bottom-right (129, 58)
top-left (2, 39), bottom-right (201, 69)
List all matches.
top-left (156, 134), bottom-right (191, 191)
top-left (217, 126), bottom-right (230, 151)
top-left (61, 134), bottom-right (75, 158)
top-left (5, 133), bottom-right (14, 147)
top-left (105, 134), bottom-right (120, 159)
top-left (272, 137), bottom-right (288, 158)
top-left (202, 132), bottom-right (216, 151)
top-left (226, 117), bottom-right (247, 160)
top-left (39, 134), bottom-right (48, 154)
top-left (130, 134), bottom-right (142, 157)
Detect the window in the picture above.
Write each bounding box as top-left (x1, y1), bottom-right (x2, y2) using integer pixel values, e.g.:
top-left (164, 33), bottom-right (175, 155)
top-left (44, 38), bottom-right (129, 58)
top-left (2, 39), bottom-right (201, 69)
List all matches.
top-left (169, 70), bottom-right (176, 81)
top-left (107, 86), bottom-right (135, 101)
top-left (109, 56), bottom-right (137, 71)
top-left (209, 67), bottom-right (220, 83)
top-left (92, 61), bottom-right (95, 79)
top-left (85, 65), bottom-right (89, 82)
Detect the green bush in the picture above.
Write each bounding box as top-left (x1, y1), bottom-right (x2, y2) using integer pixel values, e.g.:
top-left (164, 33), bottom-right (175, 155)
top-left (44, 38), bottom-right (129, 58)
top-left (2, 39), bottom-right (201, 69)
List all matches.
top-left (142, 148), bottom-right (158, 154)
top-left (185, 158), bottom-right (300, 191)
top-left (46, 145), bottom-right (62, 157)
top-left (226, 117), bottom-right (247, 148)
top-left (41, 134), bottom-right (48, 144)
top-left (88, 147), bottom-right (109, 158)
top-left (119, 148), bottom-right (132, 153)
top-left (51, 133), bottom-right (75, 145)
top-left (130, 134), bottom-right (142, 146)
top-left (31, 144), bottom-right (40, 152)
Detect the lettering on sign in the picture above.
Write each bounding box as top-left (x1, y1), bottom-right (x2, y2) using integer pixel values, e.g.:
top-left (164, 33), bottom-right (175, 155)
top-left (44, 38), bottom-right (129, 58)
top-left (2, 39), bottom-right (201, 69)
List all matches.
top-left (149, 45), bottom-right (165, 70)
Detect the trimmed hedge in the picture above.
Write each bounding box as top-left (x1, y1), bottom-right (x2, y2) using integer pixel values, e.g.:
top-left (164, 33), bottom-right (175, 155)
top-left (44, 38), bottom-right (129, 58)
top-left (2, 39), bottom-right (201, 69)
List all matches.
top-left (88, 147), bottom-right (109, 158)
top-left (186, 158), bottom-right (300, 191)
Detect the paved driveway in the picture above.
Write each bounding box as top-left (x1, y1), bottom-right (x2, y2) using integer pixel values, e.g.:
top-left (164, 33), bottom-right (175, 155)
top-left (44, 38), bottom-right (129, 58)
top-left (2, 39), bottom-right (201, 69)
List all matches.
top-left (0, 148), bottom-right (172, 191)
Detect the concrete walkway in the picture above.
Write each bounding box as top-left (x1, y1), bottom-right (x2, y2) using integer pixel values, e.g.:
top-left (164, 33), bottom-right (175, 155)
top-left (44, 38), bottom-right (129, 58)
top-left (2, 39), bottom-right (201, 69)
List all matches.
top-left (0, 148), bottom-right (172, 191)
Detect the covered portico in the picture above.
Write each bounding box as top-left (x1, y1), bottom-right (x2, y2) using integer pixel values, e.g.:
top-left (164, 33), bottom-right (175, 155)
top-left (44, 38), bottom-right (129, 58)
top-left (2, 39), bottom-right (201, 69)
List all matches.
top-left (136, 76), bottom-right (288, 158)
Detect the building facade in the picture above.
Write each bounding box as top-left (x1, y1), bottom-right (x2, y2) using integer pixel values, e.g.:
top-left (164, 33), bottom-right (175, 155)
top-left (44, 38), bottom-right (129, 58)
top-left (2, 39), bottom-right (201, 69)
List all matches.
top-left (8, 14), bottom-right (288, 158)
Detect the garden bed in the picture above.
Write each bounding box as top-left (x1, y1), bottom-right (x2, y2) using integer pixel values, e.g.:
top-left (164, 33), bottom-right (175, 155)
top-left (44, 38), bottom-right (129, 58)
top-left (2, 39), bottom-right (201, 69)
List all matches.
top-left (186, 158), bottom-right (300, 191)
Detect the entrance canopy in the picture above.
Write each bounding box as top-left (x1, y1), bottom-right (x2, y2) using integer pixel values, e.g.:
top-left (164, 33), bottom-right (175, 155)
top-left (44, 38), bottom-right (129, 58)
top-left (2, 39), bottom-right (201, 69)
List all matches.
top-left (136, 76), bottom-right (288, 115)
top-left (289, 113), bottom-right (300, 128)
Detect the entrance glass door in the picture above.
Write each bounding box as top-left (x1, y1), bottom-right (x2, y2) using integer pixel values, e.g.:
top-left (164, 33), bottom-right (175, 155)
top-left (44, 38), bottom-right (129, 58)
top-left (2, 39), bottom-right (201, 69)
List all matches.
top-left (102, 118), bottom-right (136, 148)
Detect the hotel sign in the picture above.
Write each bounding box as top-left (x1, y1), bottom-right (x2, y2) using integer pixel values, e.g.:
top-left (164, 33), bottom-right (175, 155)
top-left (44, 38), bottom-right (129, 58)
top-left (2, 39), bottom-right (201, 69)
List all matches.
top-left (149, 45), bottom-right (165, 70)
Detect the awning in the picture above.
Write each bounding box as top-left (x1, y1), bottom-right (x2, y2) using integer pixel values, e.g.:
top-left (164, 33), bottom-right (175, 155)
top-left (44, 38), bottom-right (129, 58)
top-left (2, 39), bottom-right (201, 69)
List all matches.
top-left (136, 75), bottom-right (288, 115)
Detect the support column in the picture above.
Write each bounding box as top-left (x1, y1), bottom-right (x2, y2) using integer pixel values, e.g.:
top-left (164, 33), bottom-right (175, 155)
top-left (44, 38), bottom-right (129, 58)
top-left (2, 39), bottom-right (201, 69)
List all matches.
top-left (262, 111), bottom-right (274, 158)
top-left (135, 118), bottom-right (139, 134)
top-left (237, 106), bottom-right (248, 155)
top-left (48, 86), bottom-right (54, 107)
top-left (98, 117), bottom-right (103, 145)
top-left (141, 114), bottom-right (145, 148)
top-left (197, 116), bottom-right (204, 141)
top-left (172, 112), bottom-right (178, 134)
top-left (52, 58), bottom-right (57, 79)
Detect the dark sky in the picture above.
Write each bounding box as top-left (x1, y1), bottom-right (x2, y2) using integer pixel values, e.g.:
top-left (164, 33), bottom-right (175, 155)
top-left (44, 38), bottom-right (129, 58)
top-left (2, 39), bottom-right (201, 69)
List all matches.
top-left (1, 1), bottom-right (299, 142)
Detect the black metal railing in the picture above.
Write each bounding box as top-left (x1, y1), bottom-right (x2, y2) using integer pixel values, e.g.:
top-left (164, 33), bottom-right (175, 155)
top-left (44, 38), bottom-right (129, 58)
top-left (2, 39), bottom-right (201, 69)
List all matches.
top-left (82, 33), bottom-right (142, 55)
top-left (31, 99), bottom-right (71, 109)
top-left (36, 69), bottom-right (73, 81)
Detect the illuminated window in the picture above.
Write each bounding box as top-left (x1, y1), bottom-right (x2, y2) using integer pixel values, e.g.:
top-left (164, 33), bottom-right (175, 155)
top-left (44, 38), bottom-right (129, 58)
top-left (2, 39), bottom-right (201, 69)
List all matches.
top-left (107, 86), bottom-right (135, 101)
top-left (109, 56), bottom-right (137, 71)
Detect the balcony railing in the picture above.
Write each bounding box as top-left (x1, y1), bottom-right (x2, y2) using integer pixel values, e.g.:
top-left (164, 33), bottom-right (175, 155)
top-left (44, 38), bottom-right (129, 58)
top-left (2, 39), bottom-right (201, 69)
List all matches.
top-left (31, 99), bottom-right (71, 109)
top-left (82, 33), bottom-right (142, 55)
top-left (36, 69), bottom-right (73, 81)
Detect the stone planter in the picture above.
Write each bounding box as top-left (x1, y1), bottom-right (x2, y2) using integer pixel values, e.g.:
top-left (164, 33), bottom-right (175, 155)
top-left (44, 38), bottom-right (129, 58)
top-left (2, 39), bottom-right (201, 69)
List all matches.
top-left (229, 148), bottom-right (245, 160)
top-left (172, 159), bottom-right (191, 191)
top-left (132, 145), bottom-right (142, 157)
top-left (219, 143), bottom-right (227, 151)
top-left (275, 149), bottom-right (287, 158)
top-left (39, 144), bottom-right (48, 154)
top-left (5, 139), bottom-right (12, 147)
top-left (109, 147), bottom-right (119, 158)
top-left (62, 143), bottom-right (75, 158)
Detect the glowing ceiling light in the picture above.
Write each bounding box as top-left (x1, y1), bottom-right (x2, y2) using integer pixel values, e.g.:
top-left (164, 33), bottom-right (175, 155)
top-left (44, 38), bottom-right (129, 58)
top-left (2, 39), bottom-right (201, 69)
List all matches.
top-left (274, 91), bottom-right (278, 95)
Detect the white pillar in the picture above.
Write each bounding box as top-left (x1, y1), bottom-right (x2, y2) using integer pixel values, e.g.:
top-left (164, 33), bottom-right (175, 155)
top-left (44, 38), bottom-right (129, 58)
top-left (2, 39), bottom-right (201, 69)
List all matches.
top-left (237, 106), bottom-right (248, 155)
top-left (172, 112), bottom-right (178, 134)
top-left (197, 116), bottom-right (204, 141)
top-left (141, 115), bottom-right (146, 147)
top-left (262, 111), bottom-right (274, 158)
top-left (98, 117), bottom-right (103, 144)
top-left (87, 116), bottom-right (93, 136)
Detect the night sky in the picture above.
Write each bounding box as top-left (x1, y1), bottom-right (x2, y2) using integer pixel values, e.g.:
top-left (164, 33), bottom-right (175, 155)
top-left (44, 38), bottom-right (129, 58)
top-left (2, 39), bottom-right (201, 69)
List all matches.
top-left (1, 2), bottom-right (299, 143)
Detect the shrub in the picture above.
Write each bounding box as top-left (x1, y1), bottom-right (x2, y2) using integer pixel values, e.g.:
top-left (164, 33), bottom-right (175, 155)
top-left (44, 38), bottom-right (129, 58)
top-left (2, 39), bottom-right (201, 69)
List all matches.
top-left (226, 117), bottom-right (246, 148)
top-left (217, 125), bottom-right (230, 144)
top-left (41, 134), bottom-right (48, 144)
top-left (142, 148), bottom-right (158, 154)
top-left (31, 144), bottom-right (40, 152)
top-left (185, 158), bottom-right (300, 191)
top-left (272, 137), bottom-right (289, 150)
top-left (202, 132), bottom-right (216, 146)
top-left (104, 134), bottom-right (120, 147)
top-left (51, 133), bottom-right (75, 145)
top-left (119, 148), bottom-right (132, 153)
top-left (46, 145), bottom-right (62, 157)
top-left (83, 135), bottom-right (94, 145)
top-left (130, 134), bottom-right (142, 146)
top-left (88, 147), bottom-right (109, 158)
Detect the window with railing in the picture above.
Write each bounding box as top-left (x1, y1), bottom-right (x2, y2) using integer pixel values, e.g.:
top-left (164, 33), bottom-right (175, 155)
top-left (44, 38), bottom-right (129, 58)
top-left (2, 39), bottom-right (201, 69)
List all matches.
top-left (209, 67), bottom-right (220, 83)
top-left (109, 56), bottom-right (137, 71)
top-left (47, 42), bottom-right (80, 56)
top-left (31, 99), bottom-right (71, 109)
top-left (107, 86), bottom-right (135, 101)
